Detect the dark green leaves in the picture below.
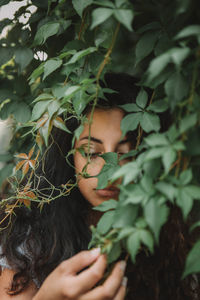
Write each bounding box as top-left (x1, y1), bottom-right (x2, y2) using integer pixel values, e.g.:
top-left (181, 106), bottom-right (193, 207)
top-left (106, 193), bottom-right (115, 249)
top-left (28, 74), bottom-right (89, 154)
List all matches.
top-left (33, 21), bottom-right (71, 45)
top-left (113, 9), bottom-right (134, 31)
top-left (72, 0), bottom-right (93, 17)
top-left (91, 2), bottom-right (134, 31)
top-left (91, 8), bottom-right (113, 29)
top-left (144, 198), bottom-right (169, 242)
top-left (15, 48), bottom-right (33, 72)
top-left (183, 241), bottom-right (200, 278)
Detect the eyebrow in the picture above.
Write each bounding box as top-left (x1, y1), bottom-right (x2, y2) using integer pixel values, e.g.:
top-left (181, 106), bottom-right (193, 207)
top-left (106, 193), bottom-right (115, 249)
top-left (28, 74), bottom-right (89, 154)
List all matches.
top-left (79, 136), bottom-right (130, 145)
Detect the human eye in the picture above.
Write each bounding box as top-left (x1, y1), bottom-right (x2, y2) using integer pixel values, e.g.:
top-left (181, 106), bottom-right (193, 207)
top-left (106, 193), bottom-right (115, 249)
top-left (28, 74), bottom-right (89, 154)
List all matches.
top-left (89, 152), bottom-right (101, 159)
top-left (81, 145), bottom-right (101, 159)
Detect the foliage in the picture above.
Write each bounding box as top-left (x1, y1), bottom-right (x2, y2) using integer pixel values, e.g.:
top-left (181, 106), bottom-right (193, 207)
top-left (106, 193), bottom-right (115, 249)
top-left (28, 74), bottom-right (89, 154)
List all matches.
top-left (0, 0), bottom-right (200, 279)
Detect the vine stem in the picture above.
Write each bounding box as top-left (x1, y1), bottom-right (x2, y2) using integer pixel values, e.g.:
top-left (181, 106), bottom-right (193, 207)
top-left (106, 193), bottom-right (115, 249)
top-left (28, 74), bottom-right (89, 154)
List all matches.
top-left (84, 23), bottom-right (121, 169)
top-left (96, 22), bottom-right (120, 83)
top-left (78, 10), bottom-right (88, 40)
top-left (188, 57), bottom-right (199, 106)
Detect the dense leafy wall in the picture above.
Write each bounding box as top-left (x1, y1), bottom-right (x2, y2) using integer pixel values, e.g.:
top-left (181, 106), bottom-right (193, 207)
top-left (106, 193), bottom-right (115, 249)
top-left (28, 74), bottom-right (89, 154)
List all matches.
top-left (0, 0), bottom-right (200, 277)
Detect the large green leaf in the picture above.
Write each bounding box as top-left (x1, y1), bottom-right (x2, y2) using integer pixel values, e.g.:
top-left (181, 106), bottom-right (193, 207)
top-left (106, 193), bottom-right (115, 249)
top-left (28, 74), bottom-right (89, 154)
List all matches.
top-left (72, 0), bottom-right (93, 17)
top-left (113, 9), bottom-right (134, 31)
top-left (120, 112), bottom-right (142, 136)
top-left (144, 198), bottom-right (169, 242)
top-left (97, 210), bottom-right (115, 234)
top-left (15, 48), bottom-right (33, 72)
top-left (34, 22), bottom-right (60, 45)
top-left (91, 8), bottom-right (113, 29)
top-left (135, 31), bottom-right (159, 64)
top-left (140, 112), bottom-right (160, 133)
top-left (175, 25), bottom-right (200, 40)
top-left (183, 241), bottom-right (200, 278)
top-left (43, 59), bottom-right (62, 80)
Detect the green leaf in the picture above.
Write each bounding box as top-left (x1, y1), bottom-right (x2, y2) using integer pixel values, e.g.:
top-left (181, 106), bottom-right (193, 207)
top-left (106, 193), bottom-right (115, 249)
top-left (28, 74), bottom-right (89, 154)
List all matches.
top-left (179, 169), bottom-right (192, 186)
top-left (139, 229), bottom-right (154, 253)
top-left (113, 9), bottom-right (134, 31)
top-left (93, 199), bottom-right (118, 212)
top-left (184, 185), bottom-right (200, 200)
top-left (147, 100), bottom-right (168, 113)
top-left (15, 48), bottom-right (33, 72)
top-left (101, 152), bottom-right (118, 165)
top-left (155, 181), bottom-right (177, 201)
top-left (12, 102), bottom-right (31, 123)
top-left (140, 112), bottom-right (160, 133)
top-left (162, 147), bottom-right (176, 173)
top-left (170, 47), bottom-right (190, 66)
top-left (177, 188), bottom-right (193, 220)
top-left (107, 242), bottom-right (121, 263)
top-left (144, 198), bottom-right (169, 242)
top-left (124, 184), bottom-right (148, 205)
top-left (43, 59), bottom-right (62, 80)
top-left (179, 113), bottom-right (197, 134)
top-left (145, 147), bottom-right (166, 161)
top-left (120, 112), bottom-right (142, 136)
top-left (48, 100), bottom-right (60, 119)
top-left (111, 161), bottom-right (140, 185)
top-left (91, 8), bottom-right (113, 29)
top-left (53, 118), bottom-right (71, 133)
top-left (113, 204), bottom-right (138, 228)
top-left (0, 163), bottom-right (14, 187)
top-left (34, 22), bottom-right (60, 45)
top-left (0, 47), bottom-right (13, 67)
top-left (183, 240), bottom-right (200, 278)
top-left (148, 48), bottom-right (190, 81)
top-left (135, 31), bottom-right (159, 64)
top-left (116, 226), bottom-right (135, 241)
top-left (175, 25), bottom-right (200, 40)
top-left (72, 124), bottom-right (84, 147)
top-left (65, 47), bottom-right (97, 65)
top-left (72, 90), bottom-right (87, 116)
top-left (97, 210), bottom-right (115, 234)
top-left (148, 52), bottom-right (171, 80)
top-left (31, 100), bottom-right (51, 121)
top-left (145, 133), bottom-right (168, 147)
top-left (62, 86), bottom-right (81, 101)
top-left (119, 103), bottom-right (141, 112)
top-left (127, 231), bottom-right (140, 262)
top-left (165, 73), bottom-right (189, 106)
top-left (33, 93), bottom-right (54, 103)
top-left (93, 0), bottom-right (115, 8)
top-left (29, 63), bottom-right (45, 84)
top-left (136, 89), bottom-right (148, 109)
top-left (72, 0), bottom-right (93, 17)
top-left (97, 164), bottom-right (119, 189)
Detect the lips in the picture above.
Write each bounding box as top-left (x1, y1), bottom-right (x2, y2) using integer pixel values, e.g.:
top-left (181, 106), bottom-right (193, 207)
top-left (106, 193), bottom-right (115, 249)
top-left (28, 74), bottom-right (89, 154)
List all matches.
top-left (95, 187), bottom-right (119, 198)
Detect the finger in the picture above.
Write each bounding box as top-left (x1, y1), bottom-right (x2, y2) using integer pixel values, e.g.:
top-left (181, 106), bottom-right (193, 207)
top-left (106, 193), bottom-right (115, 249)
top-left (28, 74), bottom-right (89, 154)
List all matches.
top-left (73, 254), bottom-right (107, 294)
top-left (114, 277), bottom-right (128, 300)
top-left (58, 249), bottom-right (101, 275)
top-left (80, 260), bottom-right (126, 300)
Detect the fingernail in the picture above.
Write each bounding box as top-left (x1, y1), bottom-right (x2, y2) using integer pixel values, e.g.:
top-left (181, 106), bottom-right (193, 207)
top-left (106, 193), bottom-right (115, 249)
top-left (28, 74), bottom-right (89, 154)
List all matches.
top-left (90, 248), bottom-right (101, 257)
top-left (122, 276), bottom-right (128, 287)
top-left (120, 260), bottom-right (126, 272)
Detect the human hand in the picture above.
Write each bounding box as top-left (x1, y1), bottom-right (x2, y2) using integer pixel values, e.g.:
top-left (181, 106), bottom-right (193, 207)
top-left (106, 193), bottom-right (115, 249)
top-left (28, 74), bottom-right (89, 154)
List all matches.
top-left (33, 249), bottom-right (127, 300)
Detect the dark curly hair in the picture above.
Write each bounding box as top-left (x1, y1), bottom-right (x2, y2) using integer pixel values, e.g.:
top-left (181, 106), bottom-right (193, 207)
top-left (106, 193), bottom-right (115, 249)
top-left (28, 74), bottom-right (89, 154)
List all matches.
top-left (0, 73), bottom-right (199, 299)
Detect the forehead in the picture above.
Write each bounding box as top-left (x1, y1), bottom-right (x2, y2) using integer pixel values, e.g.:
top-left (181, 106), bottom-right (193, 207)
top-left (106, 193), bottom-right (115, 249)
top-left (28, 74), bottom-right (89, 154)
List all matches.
top-left (81, 108), bottom-right (124, 136)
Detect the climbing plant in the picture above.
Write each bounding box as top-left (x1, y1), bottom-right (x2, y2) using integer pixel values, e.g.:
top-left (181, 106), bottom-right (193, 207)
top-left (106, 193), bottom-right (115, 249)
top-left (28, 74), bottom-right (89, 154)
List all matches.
top-left (0, 0), bottom-right (200, 278)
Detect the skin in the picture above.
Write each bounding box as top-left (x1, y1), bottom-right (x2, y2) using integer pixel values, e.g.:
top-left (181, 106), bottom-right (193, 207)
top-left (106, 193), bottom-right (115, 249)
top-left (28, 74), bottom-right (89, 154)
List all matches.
top-left (74, 108), bottom-right (132, 207)
top-left (0, 108), bottom-right (129, 299)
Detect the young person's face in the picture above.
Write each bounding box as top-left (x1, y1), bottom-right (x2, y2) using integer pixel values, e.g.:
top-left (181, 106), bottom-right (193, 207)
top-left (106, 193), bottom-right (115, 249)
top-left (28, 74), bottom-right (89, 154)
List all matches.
top-left (74, 108), bottom-right (132, 207)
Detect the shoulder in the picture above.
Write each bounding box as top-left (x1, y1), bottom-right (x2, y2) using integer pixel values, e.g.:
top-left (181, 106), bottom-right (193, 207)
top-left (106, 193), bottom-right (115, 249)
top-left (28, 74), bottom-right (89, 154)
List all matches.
top-left (0, 268), bottom-right (37, 299)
